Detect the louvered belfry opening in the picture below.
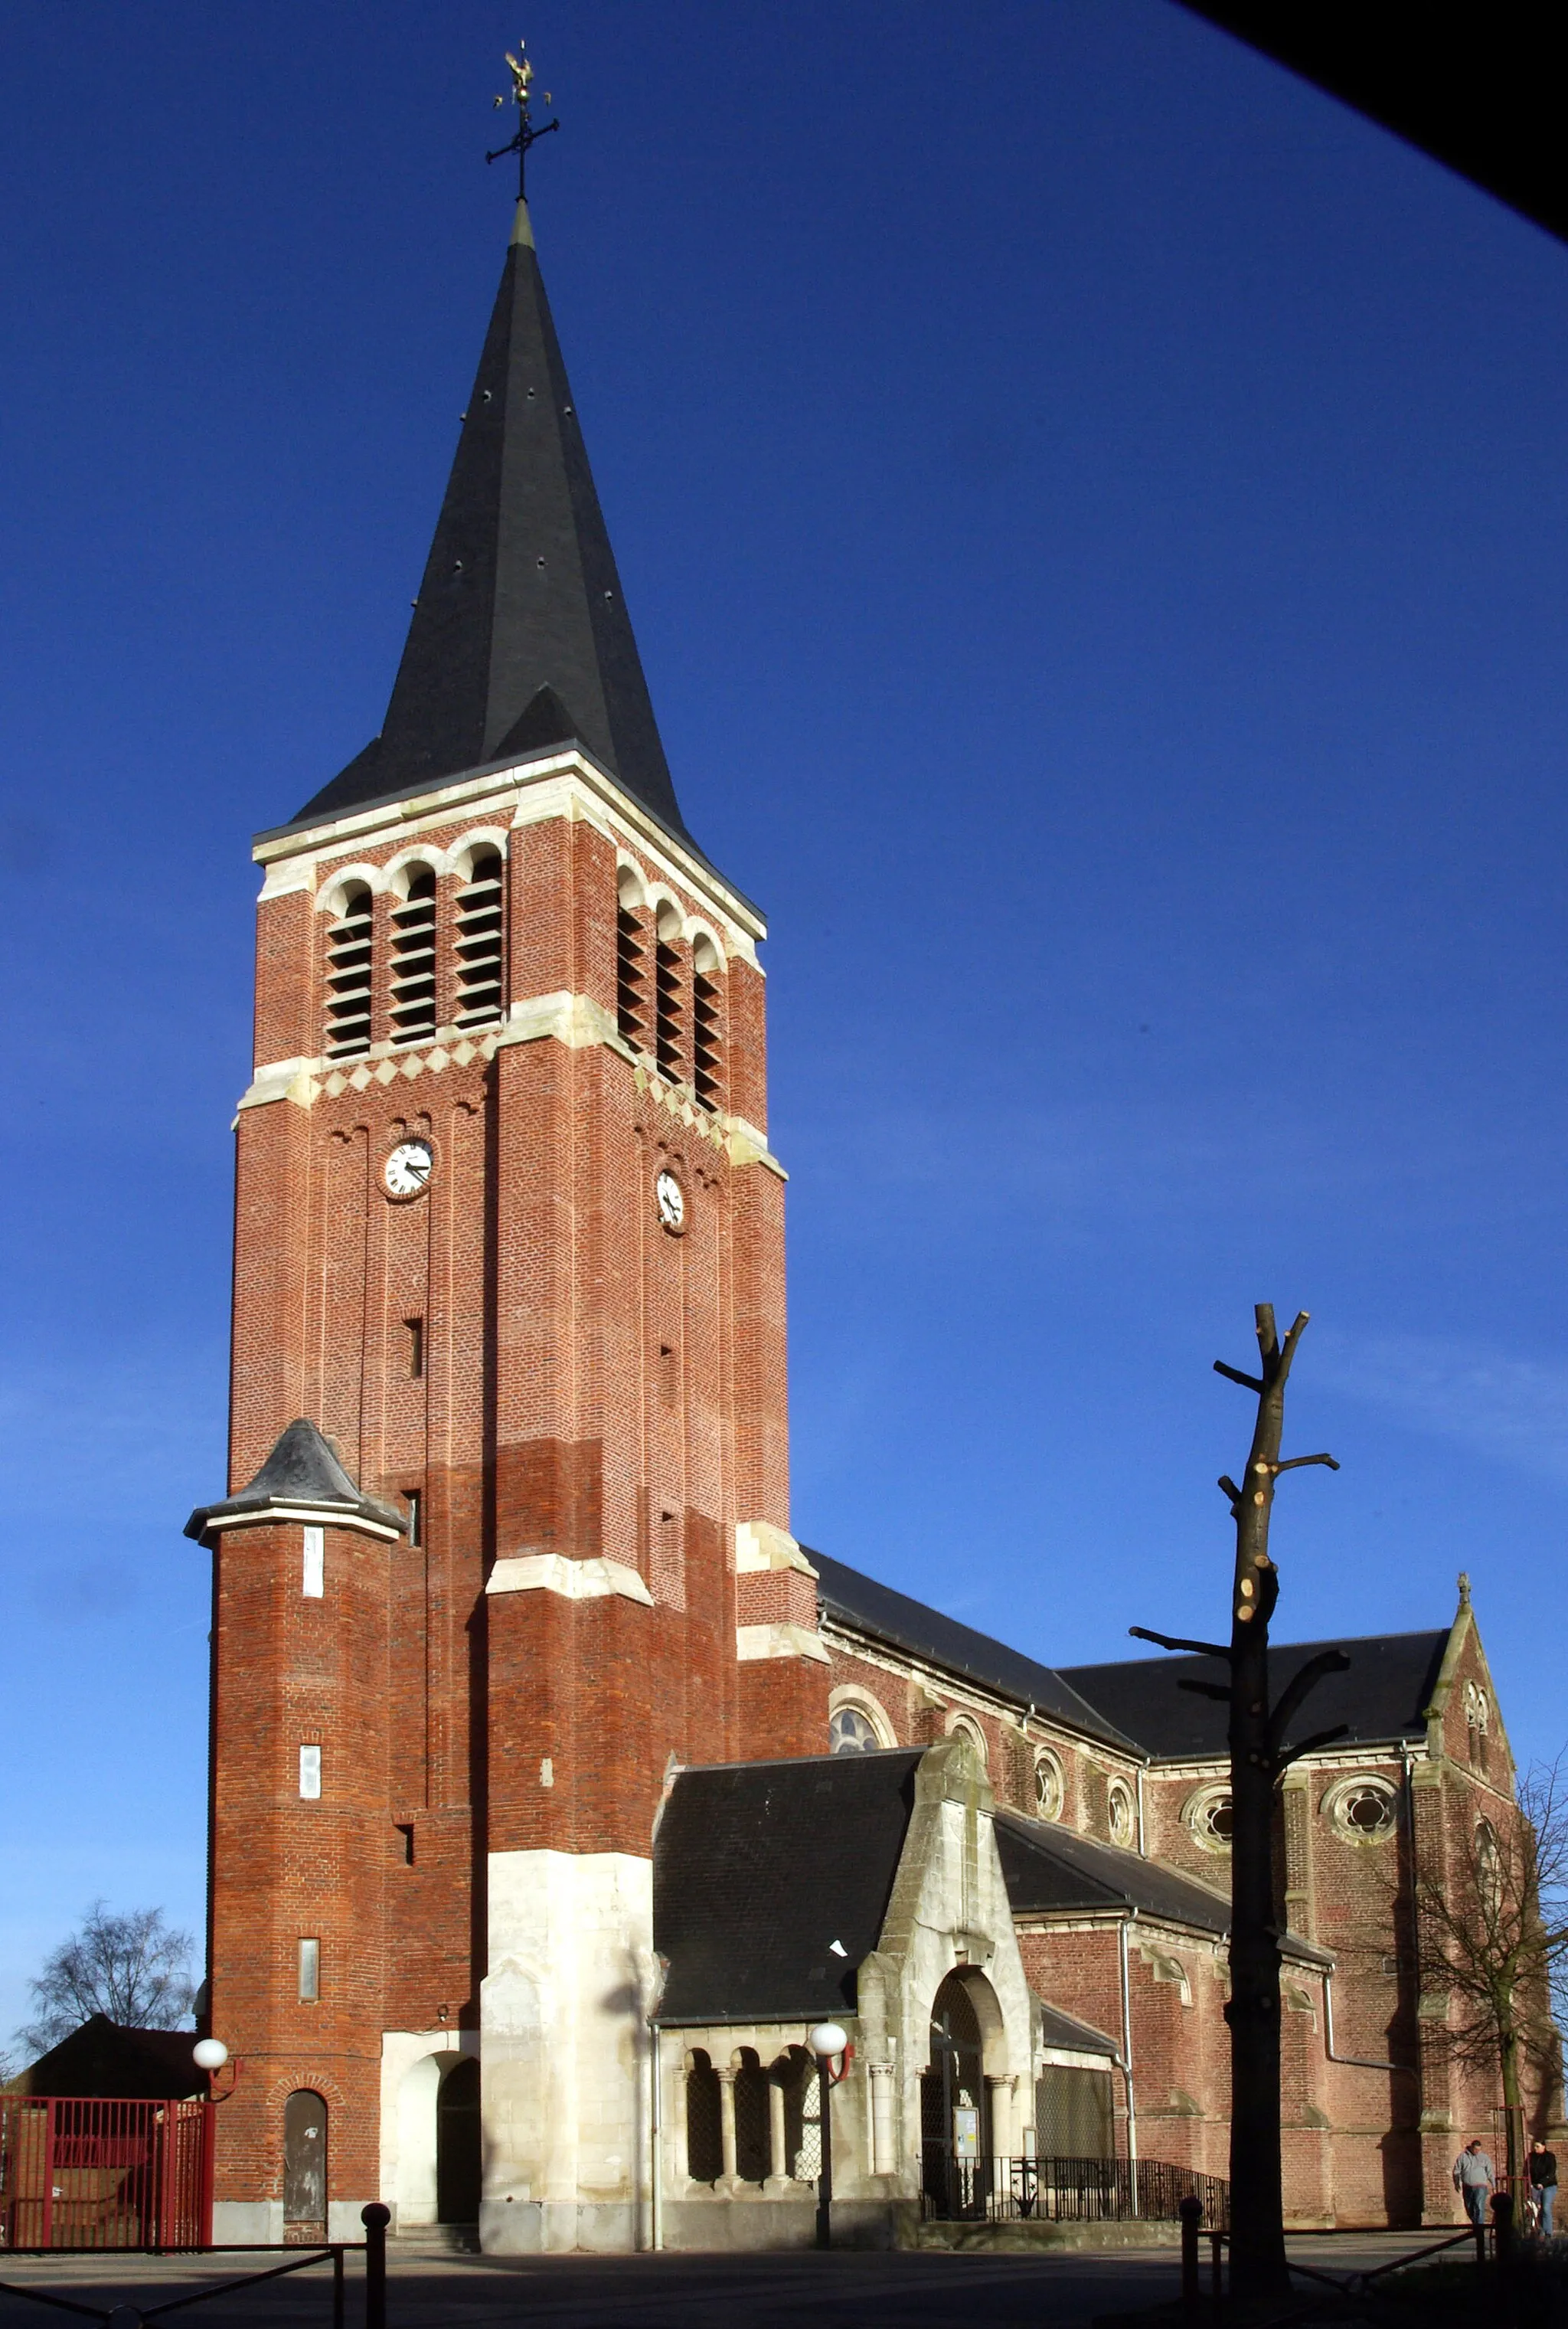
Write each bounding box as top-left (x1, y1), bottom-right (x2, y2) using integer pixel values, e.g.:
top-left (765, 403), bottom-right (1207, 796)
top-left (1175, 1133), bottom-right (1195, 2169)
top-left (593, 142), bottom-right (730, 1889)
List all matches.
top-left (390, 867), bottom-right (439, 1044)
top-left (454, 850), bottom-right (505, 1029)
top-left (691, 954), bottom-right (721, 1111)
top-left (655, 918), bottom-right (684, 1081)
top-left (616, 903), bottom-right (646, 1048)
top-left (323, 885), bottom-right (374, 1058)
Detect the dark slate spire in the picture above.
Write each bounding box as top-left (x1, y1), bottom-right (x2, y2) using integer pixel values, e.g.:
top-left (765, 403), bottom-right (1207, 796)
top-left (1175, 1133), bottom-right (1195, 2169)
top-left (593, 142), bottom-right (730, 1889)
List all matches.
top-left (291, 198), bottom-right (690, 840)
top-left (185, 1418), bottom-right (408, 1542)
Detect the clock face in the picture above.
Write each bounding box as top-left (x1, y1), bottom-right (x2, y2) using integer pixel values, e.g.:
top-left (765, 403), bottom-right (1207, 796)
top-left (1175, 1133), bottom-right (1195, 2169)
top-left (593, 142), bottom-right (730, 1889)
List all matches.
top-left (384, 1138), bottom-right (433, 1199)
top-left (655, 1169), bottom-right (685, 1233)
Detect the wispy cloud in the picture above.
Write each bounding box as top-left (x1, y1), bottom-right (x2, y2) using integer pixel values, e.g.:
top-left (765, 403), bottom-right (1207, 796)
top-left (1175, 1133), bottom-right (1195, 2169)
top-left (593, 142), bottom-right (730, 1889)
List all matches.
top-left (1315, 1330), bottom-right (1568, 1485)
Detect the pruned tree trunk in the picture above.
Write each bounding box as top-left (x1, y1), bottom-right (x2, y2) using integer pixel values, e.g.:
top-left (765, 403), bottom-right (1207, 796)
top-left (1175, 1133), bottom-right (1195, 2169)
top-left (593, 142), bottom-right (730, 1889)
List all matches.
top-left (1133, 1305), bottom-right (1344, 2313)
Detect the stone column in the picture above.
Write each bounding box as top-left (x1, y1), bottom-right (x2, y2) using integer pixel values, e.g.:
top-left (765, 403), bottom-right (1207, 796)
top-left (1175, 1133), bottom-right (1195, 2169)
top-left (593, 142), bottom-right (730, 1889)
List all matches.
top-left (764, 2072), bottom-right (790, 2193)
top-left (717, 2065), bottom-right (739, 2187)
top-left (868, 2062), bottom-right (897, 2176)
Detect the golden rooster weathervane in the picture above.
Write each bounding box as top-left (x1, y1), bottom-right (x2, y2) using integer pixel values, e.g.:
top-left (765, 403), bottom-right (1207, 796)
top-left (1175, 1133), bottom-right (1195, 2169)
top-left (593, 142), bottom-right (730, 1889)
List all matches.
top-left (485, 38), bottom-right (560, 201)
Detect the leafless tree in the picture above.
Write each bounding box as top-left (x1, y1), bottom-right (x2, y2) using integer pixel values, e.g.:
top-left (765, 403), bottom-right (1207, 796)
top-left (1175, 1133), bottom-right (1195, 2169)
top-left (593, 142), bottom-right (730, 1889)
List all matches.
top-left (1133, 1305), bottom-right (1344, 2308)
top-left (14, 1902), bottom-right (194, 2059)
top-left (1413, 1758), bottom-right (1568, 2187)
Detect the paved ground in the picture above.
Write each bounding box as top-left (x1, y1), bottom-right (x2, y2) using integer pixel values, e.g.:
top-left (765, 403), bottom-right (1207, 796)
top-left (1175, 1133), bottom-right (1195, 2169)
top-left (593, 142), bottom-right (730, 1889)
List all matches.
top-left (0, 2229), bottom-right (1477, 2329)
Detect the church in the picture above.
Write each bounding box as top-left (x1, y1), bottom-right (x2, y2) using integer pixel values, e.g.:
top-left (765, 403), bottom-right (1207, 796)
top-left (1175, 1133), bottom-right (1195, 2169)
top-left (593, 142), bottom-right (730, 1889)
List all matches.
top-left (185, 136), bottom-right (1533, 2252)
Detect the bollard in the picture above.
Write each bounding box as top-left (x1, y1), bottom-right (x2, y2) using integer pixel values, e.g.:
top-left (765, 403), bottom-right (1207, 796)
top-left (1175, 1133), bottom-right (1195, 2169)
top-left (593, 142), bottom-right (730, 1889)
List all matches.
top-left (1178, 2196), bottom-right (1202, 2318)
top-left (1492, 2188), bottom-right (1514, 2272)
top-left (362, 2201), bottom-right (390, 2329)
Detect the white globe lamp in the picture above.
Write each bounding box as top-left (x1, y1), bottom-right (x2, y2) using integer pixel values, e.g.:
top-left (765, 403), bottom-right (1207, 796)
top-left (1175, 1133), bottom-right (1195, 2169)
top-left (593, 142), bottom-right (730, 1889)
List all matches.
top-left (193, 2038), bottom-right (230, 2072)
top-left (808, 2021), bottom-right (848, 2058)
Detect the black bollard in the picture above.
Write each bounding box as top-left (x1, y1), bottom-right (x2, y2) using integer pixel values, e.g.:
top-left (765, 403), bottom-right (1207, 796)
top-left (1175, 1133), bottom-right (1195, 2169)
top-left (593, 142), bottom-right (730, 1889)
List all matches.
top-left (362, 2201), bottom-right (390, 2329)
top-left (1178, 2196), bottom-right (1202, 2318)
top-left (1492, 2188), bottom-right (1515, 2272)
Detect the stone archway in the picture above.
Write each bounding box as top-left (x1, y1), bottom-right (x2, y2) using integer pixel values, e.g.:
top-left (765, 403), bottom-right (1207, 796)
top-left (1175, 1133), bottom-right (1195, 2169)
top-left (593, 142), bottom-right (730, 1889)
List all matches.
top-left (921, 1970), bottom-right (1006, 2217)
top-left (436, 2056), bottom-right (482, 2223)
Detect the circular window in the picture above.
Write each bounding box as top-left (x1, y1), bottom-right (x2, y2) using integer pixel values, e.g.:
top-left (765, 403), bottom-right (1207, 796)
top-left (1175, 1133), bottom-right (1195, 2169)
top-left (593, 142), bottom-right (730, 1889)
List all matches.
top-left (1182, 1784), bottom-right (1234, 1853)
top-left (829, 1706), bottom-right (881, 1755)
top-left (1033, 1751), bottom-right (1064, 1823)
top-left (1108, 1781), bottom-right (1136, 1849)
top-left (1325, 1775), bottom-right (1398, 1844)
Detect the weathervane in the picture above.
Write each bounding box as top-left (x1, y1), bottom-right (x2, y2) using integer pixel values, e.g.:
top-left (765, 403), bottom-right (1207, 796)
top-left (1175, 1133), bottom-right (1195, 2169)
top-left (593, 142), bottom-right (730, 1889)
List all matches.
top-left (486, 39), bottom-right (560, 201)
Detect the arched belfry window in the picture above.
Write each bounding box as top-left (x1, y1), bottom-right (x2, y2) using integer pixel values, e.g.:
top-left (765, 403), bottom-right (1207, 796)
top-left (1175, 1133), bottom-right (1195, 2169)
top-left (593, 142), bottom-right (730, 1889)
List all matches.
top-left (324, 885), bottom-right (374, 1058)
top-left (691, 934), bottom-right (722, 1111)
top-left (654, 903), bottom-right (684, 1081)
top-left (390, 867), bottom-right (438, 1045)
top-left (616, 869), bottom-right (647, 1050)
top-left (454, 850), bottom-right (505, 1029)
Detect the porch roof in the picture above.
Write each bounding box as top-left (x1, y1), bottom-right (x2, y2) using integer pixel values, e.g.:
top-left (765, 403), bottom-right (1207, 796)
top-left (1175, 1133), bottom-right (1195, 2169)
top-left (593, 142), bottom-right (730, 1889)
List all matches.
top-left (653, 1748), bottom-right (923, 2024)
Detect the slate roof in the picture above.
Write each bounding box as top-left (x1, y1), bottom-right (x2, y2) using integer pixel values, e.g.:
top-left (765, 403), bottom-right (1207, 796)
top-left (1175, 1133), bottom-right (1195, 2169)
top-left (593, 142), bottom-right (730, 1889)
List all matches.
top-left (7, 2016), bottom-right (205, 2099)
top-left (279, 201), bottom-right (691, 848)
top-left (996, 1813), bottom-right (1330, 1965)
top-left (1060, 1631), bottom-right (1450, 1762)
top-left (1034, 1999), bottom-right (1119, 2059)
top-left (810, 1552), bottom-right (1138, 1754)
top-left (653, 1750), bottom-right (923, 2024)
top-left (185, 1418), bottom-right (407, 1542)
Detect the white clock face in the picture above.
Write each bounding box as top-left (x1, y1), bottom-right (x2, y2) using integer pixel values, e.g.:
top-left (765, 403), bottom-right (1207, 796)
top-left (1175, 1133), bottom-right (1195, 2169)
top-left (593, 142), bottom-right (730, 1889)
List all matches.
top-left (655, 1169), bottom-right (685, 1232)
top-left (384, 1138), bottom-right (433, 1199)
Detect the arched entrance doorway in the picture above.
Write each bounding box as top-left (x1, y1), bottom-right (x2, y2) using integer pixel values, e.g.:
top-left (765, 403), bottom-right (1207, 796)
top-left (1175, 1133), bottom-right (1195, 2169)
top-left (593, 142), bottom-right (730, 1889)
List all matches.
top-left (283, 2091), bottom-right (328, 2240)
top-left (436, 2056), bottom-right (481, 2223)
top-left (921, 1973), bottom-right (991, 2217)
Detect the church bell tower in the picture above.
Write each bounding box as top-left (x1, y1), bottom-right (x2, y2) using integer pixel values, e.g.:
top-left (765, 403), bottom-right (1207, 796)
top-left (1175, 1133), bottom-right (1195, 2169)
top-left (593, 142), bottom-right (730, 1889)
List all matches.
top-left (188, 105), bottom-right (828, 2249)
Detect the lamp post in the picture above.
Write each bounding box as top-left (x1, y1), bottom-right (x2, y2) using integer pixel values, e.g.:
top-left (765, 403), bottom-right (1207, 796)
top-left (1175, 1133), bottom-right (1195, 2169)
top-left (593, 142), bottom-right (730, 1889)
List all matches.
top-left (808, 2021), bottom-right (850, 2252)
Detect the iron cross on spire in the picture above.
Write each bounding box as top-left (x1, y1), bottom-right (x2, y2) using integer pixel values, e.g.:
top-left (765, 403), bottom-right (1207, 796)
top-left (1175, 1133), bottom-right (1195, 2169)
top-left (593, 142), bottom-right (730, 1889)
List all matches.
top-left (485, 41), bottom-right (560, 201)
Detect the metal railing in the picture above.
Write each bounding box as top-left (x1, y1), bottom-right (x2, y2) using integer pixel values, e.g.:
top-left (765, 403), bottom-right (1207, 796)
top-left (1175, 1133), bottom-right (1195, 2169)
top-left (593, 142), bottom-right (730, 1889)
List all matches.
top-left (1, 2099), bottom-right (213, 2252)
top-left (922, 2151), bottom-right (1230, 2226)
top-left (0, 2204), bottom-right (389, 2329)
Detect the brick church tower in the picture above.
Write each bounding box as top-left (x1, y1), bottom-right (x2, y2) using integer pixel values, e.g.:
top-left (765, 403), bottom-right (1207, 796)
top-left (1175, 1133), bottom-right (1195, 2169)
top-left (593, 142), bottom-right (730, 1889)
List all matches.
top-left (188, 178), bottom-right (828, 2250)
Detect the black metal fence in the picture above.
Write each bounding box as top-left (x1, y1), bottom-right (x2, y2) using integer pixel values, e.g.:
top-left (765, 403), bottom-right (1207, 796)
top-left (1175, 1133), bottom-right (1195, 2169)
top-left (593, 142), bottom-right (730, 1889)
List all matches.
top-left (922, 2152), bottom-right (1229, 2227)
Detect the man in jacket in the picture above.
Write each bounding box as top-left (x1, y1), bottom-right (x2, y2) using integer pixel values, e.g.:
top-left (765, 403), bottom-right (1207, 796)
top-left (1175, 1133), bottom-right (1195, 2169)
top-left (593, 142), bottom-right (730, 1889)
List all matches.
top-left (1452, 2139), bottom-right (1495, 2229)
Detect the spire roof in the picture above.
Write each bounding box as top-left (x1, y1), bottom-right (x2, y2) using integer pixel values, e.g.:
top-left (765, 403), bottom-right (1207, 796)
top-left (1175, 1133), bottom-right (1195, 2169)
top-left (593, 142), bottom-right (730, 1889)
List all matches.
top-left (288, 198), bottom-right (690, 842)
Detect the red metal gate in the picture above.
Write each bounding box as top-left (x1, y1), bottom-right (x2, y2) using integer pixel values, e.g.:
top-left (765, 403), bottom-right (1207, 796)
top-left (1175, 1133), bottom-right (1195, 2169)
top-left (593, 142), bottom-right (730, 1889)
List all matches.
top-left (0, 2096), bottom-right (214, 2250)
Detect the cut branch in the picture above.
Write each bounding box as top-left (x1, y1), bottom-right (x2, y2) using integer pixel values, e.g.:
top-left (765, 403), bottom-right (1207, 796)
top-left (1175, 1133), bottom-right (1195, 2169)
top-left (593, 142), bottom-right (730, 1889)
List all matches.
top-left (1178, 1679), bottom-right (1232, 1703)
top-left (1129, 1625), bottom-right (1233, 1660)
top-left (1218, 1476), bottom-right (1242, 1503)
top-left (1214, 1361), bottom-right (1266, 1392)
top-left (1266, 1650), bottom-right (1351, 1757)
top-left (1274, 1453), bottom-right (1341, 1474)
top-left (1275, 1722), bottom-right (1349, 1769)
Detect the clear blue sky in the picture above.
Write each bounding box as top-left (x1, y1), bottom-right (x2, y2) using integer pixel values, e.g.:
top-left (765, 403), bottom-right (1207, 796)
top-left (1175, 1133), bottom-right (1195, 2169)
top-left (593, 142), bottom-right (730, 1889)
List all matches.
top-left (5, 1), bottom-right (1567, 2045)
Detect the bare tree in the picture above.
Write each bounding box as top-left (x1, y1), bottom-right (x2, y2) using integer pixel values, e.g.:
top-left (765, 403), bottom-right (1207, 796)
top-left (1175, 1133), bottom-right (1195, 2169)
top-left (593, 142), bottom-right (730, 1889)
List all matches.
top-left (14, 1903), bottom-right (195, 2059)
top-left (1133, 1305), bottom-right (1344, 2308)
top-left (1413, 1758), bottom-right (1568, 2187)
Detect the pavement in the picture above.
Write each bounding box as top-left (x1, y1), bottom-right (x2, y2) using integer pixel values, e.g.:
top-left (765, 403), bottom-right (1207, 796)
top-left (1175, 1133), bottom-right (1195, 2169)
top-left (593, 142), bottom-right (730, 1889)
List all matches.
top-left (0, 2228), bottom-right (1479, 2329)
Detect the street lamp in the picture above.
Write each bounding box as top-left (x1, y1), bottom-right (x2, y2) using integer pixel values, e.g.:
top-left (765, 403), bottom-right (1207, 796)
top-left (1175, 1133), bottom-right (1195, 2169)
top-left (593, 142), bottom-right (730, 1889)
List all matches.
top-left (808, 2021), bottom-right (850, 2252)
top-left (192, 2037), bottom-right (236, 2099)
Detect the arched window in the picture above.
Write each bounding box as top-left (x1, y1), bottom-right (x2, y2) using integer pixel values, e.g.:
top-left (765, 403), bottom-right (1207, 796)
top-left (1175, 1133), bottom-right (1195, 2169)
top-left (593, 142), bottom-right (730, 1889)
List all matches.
top-left (324, 885), bottom-right (374, 1058)
top-left (1033, 1750), bottom-right (1064, 1823)
top-left (830, 1706), bottom-right (882, 1755)
top-left (654, 904), bottom-right (684, 1079)
top-left (454, 851), bottom-right (504, 1029)
top-left (1107, 1779), bottom-right (1135, 1849)
top-left (616, 870), bottom-right (647, 1048)
top-left (1476, 1820), bottom-right (1503, 1915)
top-left (684, 2049), bottom-right (721, 2183)
top-left (785, 2046), bottom-right (820, 2182)
top-left (733, 2050), bottom-right (770, 2183)
top-left (390, 867), bottom-right (438, 1045)
top-left (949, 1715), bottom-right (988, 1771)
top-left (691, 935), bottom-right (722, 1111)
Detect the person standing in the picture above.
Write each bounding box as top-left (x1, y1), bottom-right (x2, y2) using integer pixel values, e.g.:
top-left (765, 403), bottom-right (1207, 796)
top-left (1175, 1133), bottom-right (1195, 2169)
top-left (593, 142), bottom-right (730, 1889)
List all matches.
top-left (1529, 2138), bottom-right (1558, 2238)
top-left (1452, 2139), bottom-right (1495, 2229)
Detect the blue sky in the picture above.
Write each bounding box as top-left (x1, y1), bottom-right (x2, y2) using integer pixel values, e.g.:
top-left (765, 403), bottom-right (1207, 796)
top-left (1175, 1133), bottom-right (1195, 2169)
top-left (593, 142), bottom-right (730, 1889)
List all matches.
top-left (4, 2), bottom-right (1567, 2044)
